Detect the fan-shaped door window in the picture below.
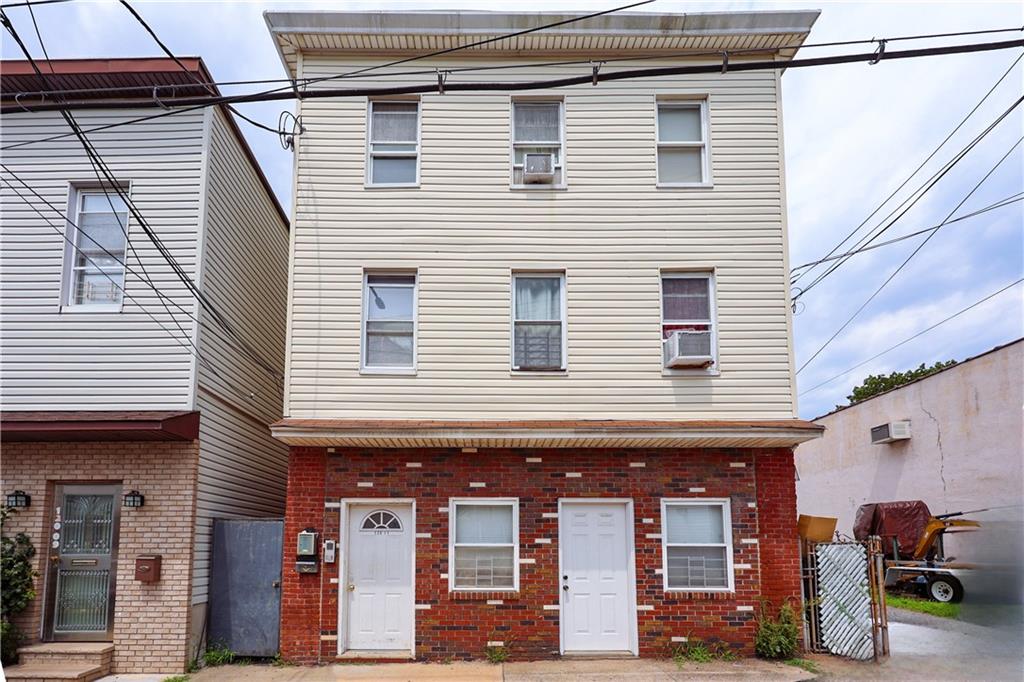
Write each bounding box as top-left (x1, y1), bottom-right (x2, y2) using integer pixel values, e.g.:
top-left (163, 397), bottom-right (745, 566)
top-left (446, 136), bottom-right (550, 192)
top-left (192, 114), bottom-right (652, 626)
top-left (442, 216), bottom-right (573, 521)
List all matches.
top-left (361, 510), bottom-right (403, 533)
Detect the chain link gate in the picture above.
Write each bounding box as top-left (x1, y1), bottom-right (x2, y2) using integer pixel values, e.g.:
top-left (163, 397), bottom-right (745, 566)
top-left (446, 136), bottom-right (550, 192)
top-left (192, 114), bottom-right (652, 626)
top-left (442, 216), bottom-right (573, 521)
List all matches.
top-left (802, 537), bottom-right (889, 661)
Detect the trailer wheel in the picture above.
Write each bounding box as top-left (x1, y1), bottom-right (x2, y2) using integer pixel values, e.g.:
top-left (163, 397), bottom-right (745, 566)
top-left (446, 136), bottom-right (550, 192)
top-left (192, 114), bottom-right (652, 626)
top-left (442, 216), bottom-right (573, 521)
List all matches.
top-left (928, 575), bottom-right (964, 603)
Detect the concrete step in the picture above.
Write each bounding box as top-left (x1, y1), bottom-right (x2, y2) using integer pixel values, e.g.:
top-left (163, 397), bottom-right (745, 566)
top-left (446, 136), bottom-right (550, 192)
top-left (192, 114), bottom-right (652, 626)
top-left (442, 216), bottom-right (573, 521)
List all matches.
top-left (2, 661), bottom-right (106, 682)
top-left (16, 643), bottom-right (114, 667)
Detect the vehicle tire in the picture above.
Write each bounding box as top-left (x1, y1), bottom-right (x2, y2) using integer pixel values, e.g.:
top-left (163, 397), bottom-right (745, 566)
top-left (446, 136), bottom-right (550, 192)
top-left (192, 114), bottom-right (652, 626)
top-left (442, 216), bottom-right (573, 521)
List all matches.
top-left (928, 575), bottom-right (964, 603)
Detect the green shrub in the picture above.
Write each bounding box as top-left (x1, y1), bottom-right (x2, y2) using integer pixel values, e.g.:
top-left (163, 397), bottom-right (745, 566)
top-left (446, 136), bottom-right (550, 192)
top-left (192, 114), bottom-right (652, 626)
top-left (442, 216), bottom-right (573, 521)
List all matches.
top-left (2, 507), bottom-right (38, 666)
top-left (203, 641), bottom-right (236, 667)
top-left (755, 603), bottom-right (800, 660)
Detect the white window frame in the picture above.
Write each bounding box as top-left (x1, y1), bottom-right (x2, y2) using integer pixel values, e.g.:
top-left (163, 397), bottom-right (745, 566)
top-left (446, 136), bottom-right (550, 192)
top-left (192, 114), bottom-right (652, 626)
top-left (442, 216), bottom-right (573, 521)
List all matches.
top-left (61, 185), bottom-right (130, 313)
top-left (365, 99), bottom-right (421, 188)
top-left (659, 271), bottom-right (719, 375)
top-left (655, 98), bottom-right (712, 188)
top-left (448, 498), bottom-right (520, 593)
top-left (510, 271), bottom-right (567, 372)
top-left (360, 270), bottom-right (418, 375)
top-left (509, 98), bottom-right (567, 190)
top-left (660, 498), bottom-right (735, 593)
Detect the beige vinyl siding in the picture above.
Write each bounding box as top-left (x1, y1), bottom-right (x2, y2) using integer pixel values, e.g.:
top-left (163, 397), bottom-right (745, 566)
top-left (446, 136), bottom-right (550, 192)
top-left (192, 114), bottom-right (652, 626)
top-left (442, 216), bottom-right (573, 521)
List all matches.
top-left (0, 109), bottom-right (205, 410)
top-left (191, 107), bottom-right (289, 603)
top-left (287, 56), bottom-right (795, 419)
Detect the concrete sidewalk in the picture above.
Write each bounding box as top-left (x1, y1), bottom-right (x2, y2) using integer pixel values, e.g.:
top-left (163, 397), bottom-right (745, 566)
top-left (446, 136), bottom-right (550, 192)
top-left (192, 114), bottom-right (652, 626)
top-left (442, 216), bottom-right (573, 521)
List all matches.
top-left (181, 658), bottom-right (812, 682)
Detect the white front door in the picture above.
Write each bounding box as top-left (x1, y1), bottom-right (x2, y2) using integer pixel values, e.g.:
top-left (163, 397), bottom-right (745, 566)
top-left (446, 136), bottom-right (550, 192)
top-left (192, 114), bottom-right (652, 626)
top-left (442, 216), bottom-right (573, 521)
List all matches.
top-left (346, 504), bottom-right (413, 651)
top-left (559, 501), bottom-right (636, 653)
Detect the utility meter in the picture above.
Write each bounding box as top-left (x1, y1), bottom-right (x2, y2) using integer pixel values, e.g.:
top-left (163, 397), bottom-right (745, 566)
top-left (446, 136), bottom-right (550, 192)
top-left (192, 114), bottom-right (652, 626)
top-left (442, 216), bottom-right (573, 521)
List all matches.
top-left (296, 528), bottom-right (318, 574)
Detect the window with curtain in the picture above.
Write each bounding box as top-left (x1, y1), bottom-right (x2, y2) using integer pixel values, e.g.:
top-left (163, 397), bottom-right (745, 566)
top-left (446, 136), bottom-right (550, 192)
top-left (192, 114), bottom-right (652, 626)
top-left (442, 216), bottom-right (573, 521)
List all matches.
top-left (512, 273), bottom-right (565, 370)
top-left (512, 100), bottom-right (564, 186)
top-left (368, 101), bottom-right (419, 185)
top-left (363, 273), bottom-right (416, 369)
top-left (662, 500), bottom-right (733, 590)
top-left (67, 191), bottom-right (129, 307)
top-left (656, 101), bottom-right (709, 185)
top-left (661, 273), bottom-right (716, 365)
top-left (450, 500), bottom-right (518, 590)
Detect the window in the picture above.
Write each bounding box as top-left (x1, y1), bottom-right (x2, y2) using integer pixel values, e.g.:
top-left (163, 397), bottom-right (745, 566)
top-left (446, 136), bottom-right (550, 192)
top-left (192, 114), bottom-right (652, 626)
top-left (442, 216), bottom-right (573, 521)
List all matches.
top-left (449, 499), bottom-right (519, 591)
top-left (512, 273), bottom-right (566, 371)
top-left (661, 273), bottom-right (717, 369)
top-left (65, 190), bottom-right (129, 308)
top-left (367, 100), bottom-right (420, 185)
top-left (361, 510), bottom-right (403, 532)
top-left (511, 100), bottom-right (564, 186)
top-left (661, 499), bottom-right (734, 591)
top-left (656, 101), bottom-right (710, 186)
top-left (362, 272), bottom-right (416, 371)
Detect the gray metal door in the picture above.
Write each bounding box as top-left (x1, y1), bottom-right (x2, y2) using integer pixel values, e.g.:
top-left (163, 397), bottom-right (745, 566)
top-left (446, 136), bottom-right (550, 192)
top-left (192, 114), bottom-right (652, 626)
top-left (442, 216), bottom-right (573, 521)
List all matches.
top-left (44, 484), bottom-right (121, 642)
top-left (208, 518), bottom-right (283, 657)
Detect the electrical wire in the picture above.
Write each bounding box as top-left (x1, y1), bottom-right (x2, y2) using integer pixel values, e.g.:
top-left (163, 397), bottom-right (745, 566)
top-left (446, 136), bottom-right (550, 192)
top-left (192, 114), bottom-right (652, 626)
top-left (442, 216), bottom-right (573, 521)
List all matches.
top-left (791, 51), bottom-right (1024, 287)
top-left (798, 278), bottom-right (1024, 397)
top-left (790, 193), bottom-right (1023, 272)
top-left (4, 37), bottom-right (1022, 152)
top-left (793, 92), bottom-right (1024, 300)
top-left (6, 25), bottom-right (1023, 101)
top-left (796, 133), bottom-right (1024, 376)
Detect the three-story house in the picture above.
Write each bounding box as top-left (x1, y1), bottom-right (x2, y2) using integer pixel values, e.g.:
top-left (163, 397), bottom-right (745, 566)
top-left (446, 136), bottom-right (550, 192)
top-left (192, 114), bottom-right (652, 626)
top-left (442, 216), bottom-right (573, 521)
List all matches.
top-left (266, 9), bottom-right (823, 662)
top-left (1, 58), bottom-right (289, 676)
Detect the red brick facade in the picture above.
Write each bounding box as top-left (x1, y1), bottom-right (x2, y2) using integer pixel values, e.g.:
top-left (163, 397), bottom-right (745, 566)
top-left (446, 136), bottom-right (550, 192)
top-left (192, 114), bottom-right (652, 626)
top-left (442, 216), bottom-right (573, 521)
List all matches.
top-left (279, 446), bottom-right (801, 663)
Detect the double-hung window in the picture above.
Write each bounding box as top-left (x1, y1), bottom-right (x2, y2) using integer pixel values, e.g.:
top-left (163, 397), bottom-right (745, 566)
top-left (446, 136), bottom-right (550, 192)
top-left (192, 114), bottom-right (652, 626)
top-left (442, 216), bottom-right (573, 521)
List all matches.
top-left (449, 499), bottom-right (519, 591)
top-left (661, 499), bottom-right (734, 591)
top-left (661, 273), bottom-right (717, 369)
top-left (511, 100), bottom-right (564, 187)
top-left (66, 190), bottom-right (129, 308)
top-left (362, 272), bottom-right (416, 371)
top-left (512, 272), bottom-right (566, 371)
top-left (367, 100), bottom-right (420, 186)
top-left (656, 100), bottom-right (710, 186)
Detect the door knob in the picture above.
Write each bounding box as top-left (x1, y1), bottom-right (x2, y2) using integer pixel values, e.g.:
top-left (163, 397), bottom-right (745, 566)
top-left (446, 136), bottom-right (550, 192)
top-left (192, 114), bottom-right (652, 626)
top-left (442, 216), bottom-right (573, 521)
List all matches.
top-left (347, 584), bottom-right (356, 591)
top-left (272, 580), bottom-right (281, 588)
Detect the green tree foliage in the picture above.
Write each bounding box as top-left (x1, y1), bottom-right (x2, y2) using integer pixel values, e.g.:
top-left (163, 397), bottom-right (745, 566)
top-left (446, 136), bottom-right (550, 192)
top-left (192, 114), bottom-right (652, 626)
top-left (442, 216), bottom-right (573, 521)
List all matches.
top-left (846, 361), bottom-right (957, 405)
top-left (2, 507), bottom-right (38, 665)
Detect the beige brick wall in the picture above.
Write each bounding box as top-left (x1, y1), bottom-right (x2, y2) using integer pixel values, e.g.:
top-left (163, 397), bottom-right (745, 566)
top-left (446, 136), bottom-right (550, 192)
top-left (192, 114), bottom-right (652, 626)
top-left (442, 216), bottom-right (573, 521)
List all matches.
top-left (3, 440), bottom-right (200, 674)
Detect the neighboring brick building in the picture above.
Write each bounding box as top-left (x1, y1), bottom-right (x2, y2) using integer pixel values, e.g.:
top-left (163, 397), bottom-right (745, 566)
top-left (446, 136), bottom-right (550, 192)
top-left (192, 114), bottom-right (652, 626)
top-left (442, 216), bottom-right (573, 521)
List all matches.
top-left (1, 58), bottom-right (289, 676)
top-left (266, 9), bottom-right (823, 663)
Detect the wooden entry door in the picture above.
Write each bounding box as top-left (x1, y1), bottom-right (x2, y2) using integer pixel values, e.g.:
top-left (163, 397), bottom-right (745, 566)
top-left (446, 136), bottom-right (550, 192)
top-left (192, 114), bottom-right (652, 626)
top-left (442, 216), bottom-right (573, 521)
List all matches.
top-left (559, 500), bottom-right (637, 654)
top-left (44, 484), bottom-right (121, 641)
top-left (345, 504), bottom-right (414, 651)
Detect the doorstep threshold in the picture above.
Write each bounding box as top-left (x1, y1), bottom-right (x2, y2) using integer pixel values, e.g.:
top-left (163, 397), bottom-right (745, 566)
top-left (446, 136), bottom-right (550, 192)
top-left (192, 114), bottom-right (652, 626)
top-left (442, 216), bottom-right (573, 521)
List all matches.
top-left (561, 650), bottom-right (636, 658)
top-left (338, 649), bottom-right (415, 660)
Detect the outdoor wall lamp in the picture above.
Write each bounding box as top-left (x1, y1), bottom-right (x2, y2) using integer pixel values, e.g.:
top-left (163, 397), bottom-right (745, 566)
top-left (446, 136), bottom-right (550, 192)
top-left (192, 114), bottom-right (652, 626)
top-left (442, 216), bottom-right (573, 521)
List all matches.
top-left (123, 490), bottom-right (145, 508)
top-left (5, 490), bottom-right (30, 508)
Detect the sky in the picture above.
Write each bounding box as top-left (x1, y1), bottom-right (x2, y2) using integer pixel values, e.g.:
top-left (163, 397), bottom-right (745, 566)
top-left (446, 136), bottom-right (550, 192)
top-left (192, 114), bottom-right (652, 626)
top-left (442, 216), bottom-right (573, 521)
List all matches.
top-left (3, 0), bottom-right (1022, 418)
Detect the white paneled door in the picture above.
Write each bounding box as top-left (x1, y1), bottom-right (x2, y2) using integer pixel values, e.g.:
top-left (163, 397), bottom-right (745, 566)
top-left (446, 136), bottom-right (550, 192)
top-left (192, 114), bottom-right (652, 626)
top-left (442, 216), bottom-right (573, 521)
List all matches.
top-left (559, 501), bottom-right (637, 653)
top-left (346, 504), bottom-right (413, 651)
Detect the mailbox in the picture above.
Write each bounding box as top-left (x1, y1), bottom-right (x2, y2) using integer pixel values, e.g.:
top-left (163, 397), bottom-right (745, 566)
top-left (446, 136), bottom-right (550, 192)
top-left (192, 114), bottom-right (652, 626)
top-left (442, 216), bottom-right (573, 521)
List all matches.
top-left (295, 528), bottom-right (318, 574)
top-left (135, 554), bottom-right (162, 583)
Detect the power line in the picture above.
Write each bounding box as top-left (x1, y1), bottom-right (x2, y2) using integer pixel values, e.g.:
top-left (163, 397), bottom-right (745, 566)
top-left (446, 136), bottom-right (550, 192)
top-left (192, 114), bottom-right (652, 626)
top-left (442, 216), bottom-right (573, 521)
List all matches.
top-left (4, 37), bottom-right (1022, 154)
top-left (791, 51), bottom-right (1023, 288)
top-left (790, 194), bottom-right (1024, 272)
top-left (796, 133), bottom-right (1024, 375)
top-left (793, 92), bottom-right (1024, 300)
top-left (799, 278), bottom-right (1024, 397)
top-left (6, 25), bottom-right (1023, 101)
top-left (0, 0), bottom-right (72, 8)
top-left (5, 37), bottom-right (1023, 116)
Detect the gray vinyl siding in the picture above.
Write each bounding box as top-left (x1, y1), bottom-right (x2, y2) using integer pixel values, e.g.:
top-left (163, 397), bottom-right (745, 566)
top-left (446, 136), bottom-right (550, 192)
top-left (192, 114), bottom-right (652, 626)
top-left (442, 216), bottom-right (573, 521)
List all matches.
top-left (191, 107), bottom-right (289, 604)
top-left (286, 57), bottom-right (796, 419)
top-left (0, 109), bottom-right (205, 410)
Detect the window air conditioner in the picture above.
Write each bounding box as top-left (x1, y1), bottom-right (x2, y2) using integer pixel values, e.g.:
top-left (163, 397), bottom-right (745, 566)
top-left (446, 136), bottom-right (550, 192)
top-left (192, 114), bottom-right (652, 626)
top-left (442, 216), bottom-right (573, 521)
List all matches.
top-left (663, 330), bottom-right (714, 368)
top-left (870, 420), bottom-right (912, 444)
top-left (523, 153), bottom-right (555, 184)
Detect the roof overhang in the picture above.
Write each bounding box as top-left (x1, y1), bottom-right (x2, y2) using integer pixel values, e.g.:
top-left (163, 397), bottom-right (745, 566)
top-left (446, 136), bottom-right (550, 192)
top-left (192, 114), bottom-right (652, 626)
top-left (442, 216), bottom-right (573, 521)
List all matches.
top-left (265, 10), bottom-right (820, 80)
top-left (271, 418), bottom-right (824, 449)
top-left (1, 410), bottom-right (200, 442)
